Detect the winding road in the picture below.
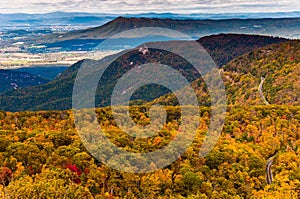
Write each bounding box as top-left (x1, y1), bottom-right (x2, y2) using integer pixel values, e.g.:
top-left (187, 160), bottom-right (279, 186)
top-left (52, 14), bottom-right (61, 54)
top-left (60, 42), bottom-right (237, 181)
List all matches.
top-left (258, 77), bottom-right (270, 105)
top-left (259, 77), bottom-right (274, 184)
top-left (266, 157), bottom-right (274, 185)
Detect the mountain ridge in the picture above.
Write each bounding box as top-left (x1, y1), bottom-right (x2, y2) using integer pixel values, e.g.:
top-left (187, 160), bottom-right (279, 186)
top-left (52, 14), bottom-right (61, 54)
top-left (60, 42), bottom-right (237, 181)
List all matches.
top-left (26, 16), bottom-right (300, 47)
top-left (0, 34), bottom-right (289, 111)
top-left (0, 70), bottom-right (49, 94)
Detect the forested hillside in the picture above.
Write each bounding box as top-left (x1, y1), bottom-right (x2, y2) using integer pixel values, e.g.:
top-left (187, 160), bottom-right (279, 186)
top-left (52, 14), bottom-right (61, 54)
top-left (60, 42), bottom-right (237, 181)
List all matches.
top-left (0, 70), bottom-right (49, 93)
top-left (0, 105), bottom-right (299, 198)
top-left (1, 8), bottom-right (300, 199)
top-left (198, 34), bottom-right (287, 67)
top-left (0, 34), bottom-right (287, 112)
top-left (153, 40), bottom-right (300, 106)
top-left (224, 40), bottom-right (300, 106)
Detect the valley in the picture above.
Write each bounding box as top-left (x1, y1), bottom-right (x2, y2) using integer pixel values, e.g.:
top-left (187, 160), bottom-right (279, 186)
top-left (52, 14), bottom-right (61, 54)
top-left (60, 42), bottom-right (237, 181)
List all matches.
top-left (0, 33), bottom-right (290, 111)
top-left (0, 13), bottom-right (299, 199)
top-left (0, 51), bottom-right (119, 69)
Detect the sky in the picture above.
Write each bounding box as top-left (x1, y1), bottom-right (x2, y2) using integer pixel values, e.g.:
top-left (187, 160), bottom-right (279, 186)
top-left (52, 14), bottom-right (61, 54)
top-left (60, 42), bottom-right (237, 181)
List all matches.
top-left (0, 0), bottom-right (299, 14)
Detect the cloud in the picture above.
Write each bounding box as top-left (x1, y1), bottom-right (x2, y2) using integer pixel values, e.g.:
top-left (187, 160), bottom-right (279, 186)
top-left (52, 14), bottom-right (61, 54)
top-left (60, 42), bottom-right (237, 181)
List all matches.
top-left (0, 0), bottom-right (299, 13)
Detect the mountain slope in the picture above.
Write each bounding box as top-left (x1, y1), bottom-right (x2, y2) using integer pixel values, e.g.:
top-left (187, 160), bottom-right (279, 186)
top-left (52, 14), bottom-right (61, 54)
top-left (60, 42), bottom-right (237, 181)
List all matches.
top-left (0, 70), bottom-right (49, 93)
top-left (153, 40), bottom-right (300, 106)
top-left (224, 40), bottom-right (300, 105)
top-left (0, 34), bottom-right (289, 111)
top-left (0, 50), bottom-right (198, 111)
top-left (11, 66), bottom-right (68, 80)
top-left (198, 34), bottom-right (287, 67)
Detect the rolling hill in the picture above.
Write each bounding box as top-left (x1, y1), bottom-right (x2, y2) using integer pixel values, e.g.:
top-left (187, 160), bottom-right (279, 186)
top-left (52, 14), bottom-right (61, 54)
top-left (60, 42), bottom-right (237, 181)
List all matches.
top-left (0, 34), bottom-right (288, 112)
top-left (198, 34), bottom-right (287, 67)
top-left (153, 40), bottom-right (300, 106)
top-left (11, 66), bottom-right (68, 80)
top-left (224, 40), bottom-right (300, 106)
top-left (0, 70), bottom-right (49, 94)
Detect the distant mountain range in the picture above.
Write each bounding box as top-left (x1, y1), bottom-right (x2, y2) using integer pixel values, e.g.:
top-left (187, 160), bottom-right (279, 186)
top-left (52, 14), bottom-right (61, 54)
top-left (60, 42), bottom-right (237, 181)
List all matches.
top-left (1, 11), bottom-right (300, 28)
top-left (0, 34), bottom-right (288, 111)
top-left (23, 16), bottom-right (300, 52)
top-left (2, 15), bottom-right (299, 53)
top-left (0, 12), bottom-right (115, 29)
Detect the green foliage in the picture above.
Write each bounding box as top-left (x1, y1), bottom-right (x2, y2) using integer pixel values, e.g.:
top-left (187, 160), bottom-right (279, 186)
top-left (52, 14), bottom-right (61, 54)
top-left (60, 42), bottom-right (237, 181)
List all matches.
top-left (0, 34), bottom-right (287, 112)
top-left (153, 40), bottom-right (300, 107)
top-left (0, 69), bottom-right (49, 94)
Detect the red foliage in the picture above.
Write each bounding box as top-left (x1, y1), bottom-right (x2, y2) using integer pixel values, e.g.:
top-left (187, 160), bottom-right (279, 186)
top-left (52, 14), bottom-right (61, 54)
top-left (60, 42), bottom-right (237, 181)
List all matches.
top-left (84, 167), bottom-right (90, 174)
top-left (0, 167), bottom-right (12, 186)
top-left (67, 164), bottom-right (82, 176)
top-left (73, 178), bottom-right (81, 184)
top-left (67, 164), bottom-right (82, 184)
top-left (28, 165), bottom-right (34, 175)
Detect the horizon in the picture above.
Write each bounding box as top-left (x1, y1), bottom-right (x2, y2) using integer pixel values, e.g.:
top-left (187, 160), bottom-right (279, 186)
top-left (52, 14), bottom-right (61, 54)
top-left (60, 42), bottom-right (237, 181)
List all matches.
top-left (0, 0), bottom-right (299, 14)
top-left (1, 10), bottom-right (300, 15)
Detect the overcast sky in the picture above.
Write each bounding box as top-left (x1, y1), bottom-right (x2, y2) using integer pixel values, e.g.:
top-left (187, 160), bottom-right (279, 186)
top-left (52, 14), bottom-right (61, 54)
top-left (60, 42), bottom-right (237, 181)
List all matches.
top-left (0, 0), bottom-right (299, 14)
